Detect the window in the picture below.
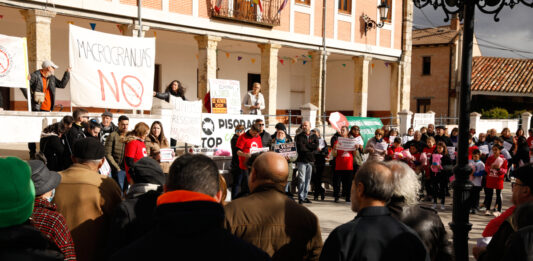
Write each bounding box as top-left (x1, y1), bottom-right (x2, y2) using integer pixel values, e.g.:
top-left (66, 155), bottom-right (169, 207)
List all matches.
top-left (417, 98), bottom-right (431, 113)
top-left (248, 73), bottom-right (261, 91)
top-left (154, 64), bottom-right (161, 92)
top-left (422, 56), bottom-right (431, 75)
top-left (296, 0), bottom-right (311, 5)
top-left (383, 0), bottom-right (392, 23)
top-left (338, 0), bottom-right (351, 14)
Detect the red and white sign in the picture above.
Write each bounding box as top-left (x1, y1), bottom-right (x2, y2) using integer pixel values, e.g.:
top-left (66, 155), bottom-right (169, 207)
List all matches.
top-left (69, 25), bottom-right (155, 110)
top-left (0, 34), bottom-right (28, 88)
top-left (328, 112), bottom-right (349, 132)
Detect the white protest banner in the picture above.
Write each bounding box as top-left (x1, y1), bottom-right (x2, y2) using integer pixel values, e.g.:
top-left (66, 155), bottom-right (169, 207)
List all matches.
top-left (200, 113), bottom-right (263, 153)
top-left (0, 34), bottom-right (29, 88)
top-left (69, 24), bottom-right (155, 110)
top-left (336, 137), bottom-right (357, 151)
top-left (209, 79), bottom-right (241, 114)
top-left (170, 96), bottom-right (203, 145)
top-left (479, 145), bottom-right (489, 154)
top-left (503, 141), bottom-right (513, 152)
top-left (160, 148), bottom-right (174, 162)
top-left (273, 142), bottom-right (297, 157)
top-left (413, 113), bottom-right (435, 130)
top-left (447, 146), bottom-right (456, 160)
top-left (354, 136), bottom-right (364, 146)
top-left (98, 158), bottom-right (111, 177)
top-left (250, 147), bottom-right (269, 154)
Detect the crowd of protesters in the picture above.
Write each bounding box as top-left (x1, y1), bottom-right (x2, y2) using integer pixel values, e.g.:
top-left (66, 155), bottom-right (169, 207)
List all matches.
top-left (3, 101), bottom-right (533, 261)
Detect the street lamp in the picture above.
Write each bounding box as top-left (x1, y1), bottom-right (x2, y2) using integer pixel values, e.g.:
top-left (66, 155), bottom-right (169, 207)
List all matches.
top-left (362, 1), bottom-right (390, 35)
top-left (413, 0), bottom-right (533, 260)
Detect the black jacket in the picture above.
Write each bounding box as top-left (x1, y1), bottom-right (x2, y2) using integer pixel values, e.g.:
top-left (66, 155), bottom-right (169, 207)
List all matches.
top-left (502, 225), bottom-right (533, 261)
top-left (319, 206), bottom-right (429, 261)
top-left (62, 123), bottom-right (86, 169)
top-left (23, 70), bottom-right (70, 111)
top-left (110, 200), bottom-right (270, 261)
top-left (434, 135), bottom-right (453, 147)
top-left (39, 134), bottom-right (65, 172)
top-left (154, 90), bottom-right (186, 102)
top-left (295, 132), bottom-right (319, 163)
top-left (99, 123), bottom-right (118, 145)
top-left (231, 134), bottom-right (240, 169)
top-left (0, 223), bottom-right (64, 261)
top-left (259, 130), bottom-right (272, 148)
top-left (479, 218), bottom-right (516, 261)
top-left (403, 139), bottom-right (427, 153)
top-left (107, 187), bottom-right (161, 255)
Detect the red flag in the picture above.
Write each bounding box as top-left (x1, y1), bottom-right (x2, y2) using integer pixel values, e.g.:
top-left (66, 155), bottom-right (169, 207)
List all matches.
top-left (252, 0), bottom-right (263, 12)
top-left (214, 0), bottom-right (223, 13)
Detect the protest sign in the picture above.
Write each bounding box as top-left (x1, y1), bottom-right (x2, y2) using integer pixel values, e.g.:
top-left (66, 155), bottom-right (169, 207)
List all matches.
top-left (0, 34), bottom-right (29, 88)
top-left (345, 116), bottom-right (384, 147)
top-left (503, 141), bottom-right (513, 152)
top-left (336, 137), bottom-right (357, 151)
top-left (69, 24), bottom-right (155, 110)
top-left (170, 96), bottom-right (203, 145)
top-left (160, 148), bottom-right (174, 162)
top-left (99, 158), bottom-right (111, 177)
top-left (479, 145), bottom-right (489, 155)
top-left (413, 113), bottom-right (435, 131)
top-left (273, 142), bottom-right (297, 157)
top-left (200, 113), bottom-right (263, 154)
top-left (448, 146), bottom-right (456, 160)
top-left (328, 112), bottom-right (349, 132)
top-left (250, 147), bottom-right (269, 154)
top-left (375, 142), bottom-right (388, 151)
top-left (209, 79), bottom-right (241, 114)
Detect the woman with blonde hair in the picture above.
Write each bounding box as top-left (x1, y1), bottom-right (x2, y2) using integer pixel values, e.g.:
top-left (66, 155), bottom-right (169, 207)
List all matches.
top-left (145, 121), bottom-right (171, 173)
top-left (124, 122), bottom-right (150, 183)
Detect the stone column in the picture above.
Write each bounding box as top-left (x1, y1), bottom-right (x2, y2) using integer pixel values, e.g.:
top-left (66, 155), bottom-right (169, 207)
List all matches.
top-left (353, 56), bottom-right (371, 117)
top-left (390, 62), bottom-right (401, 124)
top-left (469, 112), bottom-right (481, 131)
top-left (309, 50), bottom-right (326, 124)
top-left (522, 112), bottom-right (532, 137)
top-left (20, 9), bottom-right (56, 72)
top-left (195, 35), bottom-right (221, 108)
top-left (397, 110), bottom-right (413, 135)
top-left (258, 43), bottom-right (281, 124)
top-left (399, 0), bottom-right (413, 112)
top-left (119, 24), bottom-right (150, 37)
top-left (300, 103), bottom-right (319, 129)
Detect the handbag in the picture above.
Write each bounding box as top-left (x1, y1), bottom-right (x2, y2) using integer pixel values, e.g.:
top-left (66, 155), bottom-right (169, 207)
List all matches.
top-left (33, 91), bottom-right (45, 104)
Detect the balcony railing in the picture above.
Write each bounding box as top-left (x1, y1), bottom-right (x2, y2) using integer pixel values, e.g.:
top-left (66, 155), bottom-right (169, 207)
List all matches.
top-left (209, 0), bottom-right (284, 27)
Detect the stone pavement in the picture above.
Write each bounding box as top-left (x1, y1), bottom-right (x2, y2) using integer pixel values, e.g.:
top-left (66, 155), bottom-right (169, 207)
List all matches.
top-left (305, 182), bottom-right (514, 260)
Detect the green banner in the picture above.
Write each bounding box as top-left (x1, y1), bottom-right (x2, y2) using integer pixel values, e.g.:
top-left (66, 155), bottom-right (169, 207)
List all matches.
top-left (345, 116), bottom-right (383, 147)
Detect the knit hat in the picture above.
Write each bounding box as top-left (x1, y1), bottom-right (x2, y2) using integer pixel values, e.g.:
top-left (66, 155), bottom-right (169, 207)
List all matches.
top-left (28, 160), bottom-right (61, 196)
top-left (0, 157), bottom-right (35, 228)
top-left (73, 137), bottom-right (106, 160)
top-left (132, 157), bottom-right (165, 185)
top-left (275, 123), bottom-right (287, 131)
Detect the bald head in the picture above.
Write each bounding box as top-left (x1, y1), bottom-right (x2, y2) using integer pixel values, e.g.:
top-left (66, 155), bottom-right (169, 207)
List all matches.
top-left (354, 161), bottom-right (394, 202)
top-left (250, 152), bottom-right (289, 187)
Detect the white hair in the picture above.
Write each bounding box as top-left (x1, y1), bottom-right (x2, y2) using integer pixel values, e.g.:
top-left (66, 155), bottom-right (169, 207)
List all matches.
top-left (385, 161), bottom-right (421, 206)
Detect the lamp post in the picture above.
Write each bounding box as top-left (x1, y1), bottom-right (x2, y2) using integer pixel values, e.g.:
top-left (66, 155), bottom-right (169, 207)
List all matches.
top-left (362, 1), bottom-right (390, 35)
top-left (413, 0), bottom-right (533, 260)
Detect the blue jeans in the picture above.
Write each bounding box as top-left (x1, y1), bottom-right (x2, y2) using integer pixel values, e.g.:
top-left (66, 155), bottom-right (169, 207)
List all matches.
top-left (297, 162), bottom-right (313, 200)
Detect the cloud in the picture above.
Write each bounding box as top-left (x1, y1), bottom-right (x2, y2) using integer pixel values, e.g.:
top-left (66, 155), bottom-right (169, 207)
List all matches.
top-left (413, 5), bottom-right (533, 59)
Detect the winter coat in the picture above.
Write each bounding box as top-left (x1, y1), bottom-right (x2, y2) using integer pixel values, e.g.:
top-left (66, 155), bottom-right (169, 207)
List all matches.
top-left (107, 185), bottom-right (162, 255)
top-left (105, 131), bottom-right (126, 173)
top-left (40, 133), bottom-right (65, 171)
top-left (295, 132), bottom-right (319, 163)
top-left (224, 184), bottom-right (323, 260)
top-left (99, 122), bottom-right (118, 145)
top-left (231, 134), bottom-right (240, 169)
top-left (144, 134), bottom-right (170, 174)
top-left (0, 222), bottom-right (64, 261)
top-left (111, 190), bottom-right (270, 261)
top-left (319, 206), bottom-right (429, 261)
top-left (154, 89), bottom-right (186, 102)
top-left (259, 130), bottom-right (273, 148)
top-left (478, 216), bottom-right (516, 261)
top-left (365, 137), bottom-right (388, 162)
top-left (23, 70), bottom-right (70, 111)
top-left (62, 123), bottom-right (86, 170)
top-left (54, 164), bottom-right (122, 261)
top-left (485, 155), bottom-right (508, 190)
top-left (31, 198), bottom-right (77, 261)
top-left (429, 153), bottom-right (453, 178)
top-left (502, 225), bottom-right (533, 261)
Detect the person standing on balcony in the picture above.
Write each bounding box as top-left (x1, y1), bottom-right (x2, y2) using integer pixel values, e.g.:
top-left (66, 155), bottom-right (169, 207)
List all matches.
top-left (242, 82), bottom-right (265, 115)
top-left (153, 80), bottom-right (186, 102)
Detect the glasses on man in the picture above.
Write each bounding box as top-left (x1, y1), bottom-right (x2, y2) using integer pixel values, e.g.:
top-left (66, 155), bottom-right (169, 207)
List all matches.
top-left (82, 116), bottom-right (90, 119)
top-left (512, 181), bottom-right (527, 189)
top-left (257, 124), bottom-right (265, 126)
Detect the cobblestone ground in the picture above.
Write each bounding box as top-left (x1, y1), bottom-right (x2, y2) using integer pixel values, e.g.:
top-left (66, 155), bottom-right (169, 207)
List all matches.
top-left (306, 182), bottom-right (513, 260)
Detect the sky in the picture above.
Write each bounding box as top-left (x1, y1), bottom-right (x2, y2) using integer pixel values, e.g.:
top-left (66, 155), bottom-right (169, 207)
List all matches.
top-left (413, 4), bottom-right (533, 59)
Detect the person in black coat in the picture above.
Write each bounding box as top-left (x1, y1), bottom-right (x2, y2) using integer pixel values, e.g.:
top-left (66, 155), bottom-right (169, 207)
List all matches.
top-left (255, 119), bottom-right (272, 148)
top-left (502, 202), bottom-right (533, 261)
top-left (312, 128), bottom-right (328, 201)
top-left (39, 122), bottom-right (66, 171)
top-left (295, 121), bottom-right (319, 203)
top-left (21, 61), bottom-right (70, 112)
top-left (107, 158), bottom-right (166, 255)
top-left (62, 109), bottom-right (89, 169)
top-left (153, 80), bottom-right (186, 102)
top-left (111, 154), bottom-right (270, 261)
top-left (319, 161), bottom-right (428, 261)
top-left (434, 126), bottom-right (453, 147)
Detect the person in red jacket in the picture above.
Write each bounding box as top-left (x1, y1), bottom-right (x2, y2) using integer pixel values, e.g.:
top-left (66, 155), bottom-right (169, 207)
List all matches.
top-left (422, 137), bottom-right (436, 201)
top-left (483, 145), bottom-right (508, 216)
top-left (386, 137), bottom-right (404, 160)
top-left (332, 126), bottom-right (354, 203)
top-left (233, 125), bottom-right (262, 199)
top-left (124, 122), bottom-right (150, 184)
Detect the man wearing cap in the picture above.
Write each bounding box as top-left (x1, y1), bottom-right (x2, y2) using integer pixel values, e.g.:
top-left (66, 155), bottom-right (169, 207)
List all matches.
top-left (54, 138), bottom-right (122, 261)
top-left (474, 164), bottom-right (533, 261)
top-left (28, 160), bottom-right (77, 261)
top-left (434, 126), bottom-right (453, 147)
top-left (0, 157), bottom-right (63, 260)
top-left (23, 60), bottom-right (71, 112)
top-left (99, 111), bottom-right (118, 145)
top-left (107, 157), bottom-right (166, 254)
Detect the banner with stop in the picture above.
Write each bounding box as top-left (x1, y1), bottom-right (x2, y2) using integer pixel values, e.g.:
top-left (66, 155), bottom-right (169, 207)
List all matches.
top-left (69, 24), bottom-right (155, 110)
top-left (0, 34), bottom-right (29, 88)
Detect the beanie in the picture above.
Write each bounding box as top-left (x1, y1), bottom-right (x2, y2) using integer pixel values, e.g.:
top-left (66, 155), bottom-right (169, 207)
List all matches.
top-left (0, 157), bottom-right (35, 228)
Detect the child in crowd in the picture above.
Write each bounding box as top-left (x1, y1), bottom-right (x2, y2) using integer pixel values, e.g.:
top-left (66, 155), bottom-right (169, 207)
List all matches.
top-left (422, 137), bottom-right (436, 201)
top-left (484, 145), bottom-right (508, 216)
top-left (406, 144), bottom-right (422, 173)
top-left (387, 137), bottom-right (404, 160)
top-left (469, 149), bottom-right (486, 214)
top-left (430, 141), bottom-right (453, 211)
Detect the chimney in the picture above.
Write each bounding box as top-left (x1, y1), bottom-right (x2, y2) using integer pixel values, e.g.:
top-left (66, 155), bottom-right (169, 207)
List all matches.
top-left (450, 14), bottom-right (460, 31)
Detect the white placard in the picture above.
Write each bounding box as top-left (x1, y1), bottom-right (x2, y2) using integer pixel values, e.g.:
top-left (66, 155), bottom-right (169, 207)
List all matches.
top-left (375, 141), bottom-right (388, 151)
top-left (160, 148), bottom-right (174, 162)
top-left (200, 113), bottom-right (263, 154)
top-left (99, 158), bottom-right (111, 177)
top-left (389, 136), bottom-right (397, 144)
top-left (0, 34), bottom-right (29, 88)
top-left (250, 147), bottom-right (269, 154)
top-left (447, 146), bottom-right (456, 160)
top-left (170, 96), bottom-right (203, 145)
top-left (413, 113), bottom-right (435, 131)
top-left (354, 136), bottom-right (364, 146)
top-left (273, 142), bottom-right (297, 157)
top-left (209, 79), bottom-right (241, 114)
top-left (479, 145), bottom-right (489, 154)
top-left (337, 137), bottom-right (357, 151)
top-left (503, 141), bottom-right (513, 152)
top-left (69, 24), bottom-right (155, 110)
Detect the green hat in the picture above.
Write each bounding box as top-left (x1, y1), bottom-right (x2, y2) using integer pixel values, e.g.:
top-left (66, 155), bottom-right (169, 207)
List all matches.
top-left (0, 157), bottom-right (35, 228)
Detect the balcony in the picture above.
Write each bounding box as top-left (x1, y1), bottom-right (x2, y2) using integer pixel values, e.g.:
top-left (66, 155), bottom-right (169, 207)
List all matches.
top-left (209, 0), bottom-right (284, 27)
